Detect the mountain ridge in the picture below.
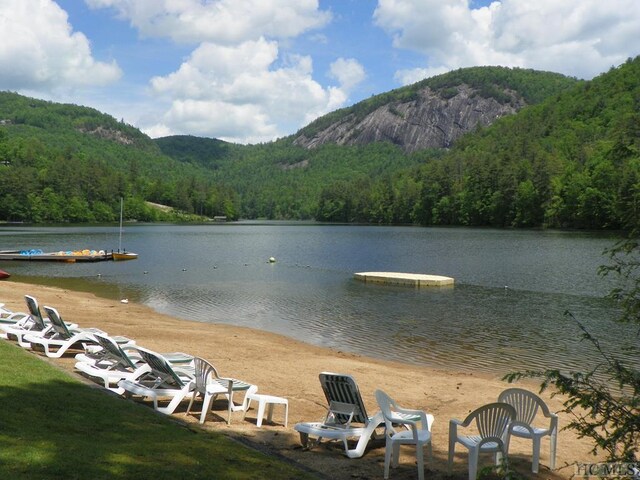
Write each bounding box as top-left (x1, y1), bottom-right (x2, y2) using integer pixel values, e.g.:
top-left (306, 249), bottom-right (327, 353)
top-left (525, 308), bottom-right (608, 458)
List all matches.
top-left (287, 66), bottom-right (579, 153)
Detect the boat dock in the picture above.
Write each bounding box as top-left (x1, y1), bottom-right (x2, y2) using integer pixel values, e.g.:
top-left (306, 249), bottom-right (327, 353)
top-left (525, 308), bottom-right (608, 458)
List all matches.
top-left (0, 249), bottom-right (113, 262)
top-left (354, 271), bottom-right (454, 287)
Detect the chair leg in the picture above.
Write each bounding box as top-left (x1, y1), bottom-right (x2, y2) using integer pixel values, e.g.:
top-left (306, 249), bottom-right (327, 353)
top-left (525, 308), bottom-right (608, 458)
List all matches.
top-left (242, 398), bottom-right (253, 421)
top-left (416, 444), bottom-right (425, 480)
top-left (185, 391), bottom-right (198, 417)
top-left (200, 393), bottom-right (214, 424)
top-left (384, 440), bottom-right (392, 479)
top-left (550, 432), bottom-right (557, 470)
top-left (392, 442), bottom-right (401, 468)
top-left (468, 448), bottom-right (479, 480)
top-left (532, 437), bottom-right (541, 473)
top-left (448, 440), bottom-right (455, 473)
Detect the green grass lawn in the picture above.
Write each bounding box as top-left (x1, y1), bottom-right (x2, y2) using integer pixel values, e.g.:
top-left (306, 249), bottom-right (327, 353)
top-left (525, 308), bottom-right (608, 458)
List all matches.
top-left (0, 341), bottom-right (316, 479)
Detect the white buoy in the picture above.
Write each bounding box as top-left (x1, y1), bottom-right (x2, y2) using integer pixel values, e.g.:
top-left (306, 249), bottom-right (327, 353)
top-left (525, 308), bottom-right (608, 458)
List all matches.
top-left (269, 257), bottom-right (276, 263)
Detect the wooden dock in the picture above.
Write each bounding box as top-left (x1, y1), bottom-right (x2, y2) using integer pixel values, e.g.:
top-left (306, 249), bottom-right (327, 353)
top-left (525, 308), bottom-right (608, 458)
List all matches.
top-left (0, 250), bottom-right (113, 262)
top-left (354, 272), bottom-right (454, 287)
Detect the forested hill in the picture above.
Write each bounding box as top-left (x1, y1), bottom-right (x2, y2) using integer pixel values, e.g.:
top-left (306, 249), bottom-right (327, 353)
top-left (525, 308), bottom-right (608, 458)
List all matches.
top-left (290, 66), bottom-right (579, 152)
top-left (0, 93), bottom-right (239, 223)
top-left (1, 59), bottom-right (638, 229)
top-left (310, 56), bottom-right (640, 229)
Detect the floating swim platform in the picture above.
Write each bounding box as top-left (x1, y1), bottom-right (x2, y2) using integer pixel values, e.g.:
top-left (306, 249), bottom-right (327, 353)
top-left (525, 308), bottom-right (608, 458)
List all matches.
top-left (354, 272), bottom-right (454, 287)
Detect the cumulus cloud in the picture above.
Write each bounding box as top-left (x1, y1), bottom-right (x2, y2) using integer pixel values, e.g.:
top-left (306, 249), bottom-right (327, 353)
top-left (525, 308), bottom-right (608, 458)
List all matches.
top-left (374, 0), bottom-right (640, 83)
top-left (0, 0), bottom-right (121, 91)
top-left (144, 39), bottom-right (343, 143)
top-left (329, 58), bottom-right (366, 92)
top-left (85, 0), bottom-right (331, 44)
top-left (85, 0), bottom-right (351, 142)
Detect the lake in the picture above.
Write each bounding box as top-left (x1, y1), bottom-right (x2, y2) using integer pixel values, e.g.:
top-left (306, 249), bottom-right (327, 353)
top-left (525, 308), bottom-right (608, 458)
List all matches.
top-left (0, 222), bottom-right (636, 376)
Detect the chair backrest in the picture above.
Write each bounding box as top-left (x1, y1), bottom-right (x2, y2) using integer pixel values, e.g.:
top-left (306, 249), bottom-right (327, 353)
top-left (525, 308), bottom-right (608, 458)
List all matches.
top-left (374, 389), bottom-right (397, 428)
top-left (465, 402), bottom-right (516, 442)
top-left (43, 306), bottom-right (72, 339)
top-left (94, 333), bottom-right (137, 370)
top-left (498, 388), bottom-right (549, 426)
top-left (192, 357), bottom-right (221, 394)
top-left (24, 295), bottom-right (47, 330)
top-left (136, 347), bottom-right (186, 388)
top-left (319, 372), bottom-right (368, 425)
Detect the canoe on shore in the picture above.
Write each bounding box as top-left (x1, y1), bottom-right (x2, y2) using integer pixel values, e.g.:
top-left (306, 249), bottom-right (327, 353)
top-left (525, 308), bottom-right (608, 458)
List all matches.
top-left (0, 269), bottom-right (10, 279)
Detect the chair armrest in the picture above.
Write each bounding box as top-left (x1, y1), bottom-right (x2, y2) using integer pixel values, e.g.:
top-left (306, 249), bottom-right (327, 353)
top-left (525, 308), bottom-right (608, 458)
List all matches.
top-left (393, 408), bottom-right (433, 431)
top-left (212, 376), bottom-right (235, 395)
top-left (326, 401), bottom-right (356, 428)
top-left (549, 412), bottom-right (559, 432)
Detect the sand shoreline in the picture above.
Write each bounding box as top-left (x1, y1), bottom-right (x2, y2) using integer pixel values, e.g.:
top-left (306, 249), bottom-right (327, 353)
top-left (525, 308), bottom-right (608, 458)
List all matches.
top-left (1, 279), bottom-right (597, 479)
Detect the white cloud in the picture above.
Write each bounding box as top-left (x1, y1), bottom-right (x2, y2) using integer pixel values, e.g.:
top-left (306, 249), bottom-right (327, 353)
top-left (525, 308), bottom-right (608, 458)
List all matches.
top-left (0, 0), bottom-right (121, 91)
top-left (329, 58), bottom-right (366, 92)
top-left (143, 39), bottom-right (345, 143)
top-left (85, 0), bottom-right (347, 142)
top-left (374, 0), bottom-right (640, 83)
top-left (86, 0), bottom-right (331, 44)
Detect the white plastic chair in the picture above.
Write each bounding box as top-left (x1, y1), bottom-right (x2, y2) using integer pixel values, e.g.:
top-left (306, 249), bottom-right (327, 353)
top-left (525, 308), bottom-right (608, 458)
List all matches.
top-left (498, 388), bottom-right (558, 473)
top-left (375, 389), bottom-right (434, 480)
top-left (185, 357), bottom-right (252, 424)
top-left (448, 402), bottom-right (516, 480)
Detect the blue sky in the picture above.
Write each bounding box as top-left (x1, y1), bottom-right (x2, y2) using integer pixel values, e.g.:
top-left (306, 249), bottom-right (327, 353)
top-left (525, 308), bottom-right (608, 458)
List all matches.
top-left (0, 0), bottom-right (638, 144)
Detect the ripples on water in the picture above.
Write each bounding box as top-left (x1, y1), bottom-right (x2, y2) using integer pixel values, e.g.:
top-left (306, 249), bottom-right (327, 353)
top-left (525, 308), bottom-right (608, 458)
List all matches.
top-left (1, 223), bottom-right (637, 377)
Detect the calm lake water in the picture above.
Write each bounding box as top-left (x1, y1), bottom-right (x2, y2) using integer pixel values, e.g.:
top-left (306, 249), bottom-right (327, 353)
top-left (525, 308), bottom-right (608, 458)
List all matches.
top-left (1, 222), bottom-right (637, 376)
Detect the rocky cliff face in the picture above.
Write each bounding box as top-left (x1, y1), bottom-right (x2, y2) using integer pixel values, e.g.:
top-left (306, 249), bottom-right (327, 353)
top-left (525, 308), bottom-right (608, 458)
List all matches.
top-left (293, 85), bottom-right (526, 153)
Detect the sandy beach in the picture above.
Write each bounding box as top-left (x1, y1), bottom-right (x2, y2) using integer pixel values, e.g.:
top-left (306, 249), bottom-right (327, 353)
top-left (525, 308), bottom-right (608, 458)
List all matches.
top-left (1, 279), bottom-right (599, 480)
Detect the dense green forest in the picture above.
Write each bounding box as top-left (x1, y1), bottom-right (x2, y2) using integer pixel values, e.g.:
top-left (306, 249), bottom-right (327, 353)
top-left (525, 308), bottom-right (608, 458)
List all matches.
top-left (351, 57), bottom-right (640, 229)
top-left (0, 59), bottom-right (638, 230)
top-left (0, 93), bottom-right (239, 222)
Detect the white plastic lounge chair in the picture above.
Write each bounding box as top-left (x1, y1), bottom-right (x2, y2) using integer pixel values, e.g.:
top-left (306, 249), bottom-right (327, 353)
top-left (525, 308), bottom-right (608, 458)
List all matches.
top-left (498, 388), bottom-right (558, 473)
top-left (375, 389), bottom-right (434, 480)
top-left (294, 372), bottom-right (387, 459)
top-left (448, 402), bottom-right (516, 480)
top-left (118, 347), bottom-right (196, 415)
top-left (74, 333), bottom-right (152, 394)
top-left (0, 302), bottom-right (29, 324)
top-left (184, 357), bottom-right (251, 424)
top-left (24, 305), bottom-right (132, 358)
top-left (1, 295), bottom-right (59, 347)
